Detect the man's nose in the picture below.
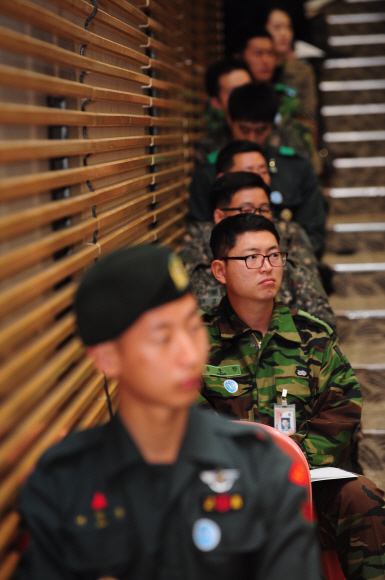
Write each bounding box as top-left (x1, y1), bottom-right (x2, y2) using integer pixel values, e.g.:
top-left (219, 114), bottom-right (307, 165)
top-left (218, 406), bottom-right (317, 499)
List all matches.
top-left (260, 256), bottom-right (273, 271)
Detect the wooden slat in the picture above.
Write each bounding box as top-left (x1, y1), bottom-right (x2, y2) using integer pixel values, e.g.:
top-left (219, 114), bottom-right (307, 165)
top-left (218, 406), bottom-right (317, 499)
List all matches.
top-left (0, 134), bottom-right (185, 163)
top-left (0, 553), bottom-right (19, 580)
top-left (98, 188), bottom-right (185, 230)
top-left (0, 150), bottom-right (187, 202)
top-left (0, 178), bottom-right (187, 280)
top-left (0, 64), bottom-right (151, 105)
top-left (102, 0), bottom-right (148, 25)
top-left (146, 17), bottom-right (183, 48)
top-left (0, 314), bottom-right (76, 392)
top-left (0, 169), bottom-right (188, 241)
top-left (0, 358), bottom-right (95, 477)
top-left (0, 102), bottom-right (187, 127)
top-left (0, 26), bottom-right (149, 86)
top-left (0, 340), bottom-right (84, 433)
top-left (0, 0), bottom-right (150, 66)
top-left (0, 513), bottom-right (19, 558)
top-left (143, 0), bottom-right (181, 32)
top-left (49, 0), bottom-right (148, 44)
top-left (0, 284), bottom-right (77, 357)
top-left (0, 246), bottom-right (98, 320)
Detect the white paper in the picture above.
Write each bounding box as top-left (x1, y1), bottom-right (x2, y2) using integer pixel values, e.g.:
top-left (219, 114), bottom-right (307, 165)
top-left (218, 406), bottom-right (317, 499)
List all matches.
top-left (310, 467), bottom-right (358, 483)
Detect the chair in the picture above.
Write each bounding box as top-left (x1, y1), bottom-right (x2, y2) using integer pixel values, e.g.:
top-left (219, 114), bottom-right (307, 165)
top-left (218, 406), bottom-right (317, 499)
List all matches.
top-left (257, 423), bottom-right (345, 580)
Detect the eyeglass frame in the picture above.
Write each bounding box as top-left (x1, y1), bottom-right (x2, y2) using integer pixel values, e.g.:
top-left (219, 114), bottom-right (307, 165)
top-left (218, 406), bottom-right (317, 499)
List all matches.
top-left (220, 252), bottom-right (288, 269)
top-left (219, 204), bottom-right (272, 216)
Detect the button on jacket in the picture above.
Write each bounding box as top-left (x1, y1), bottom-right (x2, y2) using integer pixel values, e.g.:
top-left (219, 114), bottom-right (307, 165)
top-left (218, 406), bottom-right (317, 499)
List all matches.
top-left (201, 297), bottom-right (362, 469)
top-left (19, 407), bottom-right (320, 580)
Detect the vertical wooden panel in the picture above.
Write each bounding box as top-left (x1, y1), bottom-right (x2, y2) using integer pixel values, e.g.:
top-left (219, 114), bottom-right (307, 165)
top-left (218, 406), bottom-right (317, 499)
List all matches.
top-left (0, 0), bottom-right (223, 576)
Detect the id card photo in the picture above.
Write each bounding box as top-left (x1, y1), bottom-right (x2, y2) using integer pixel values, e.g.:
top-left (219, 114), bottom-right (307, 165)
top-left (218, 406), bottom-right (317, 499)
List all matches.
top-left (274, 404), bottom-right (296, 435)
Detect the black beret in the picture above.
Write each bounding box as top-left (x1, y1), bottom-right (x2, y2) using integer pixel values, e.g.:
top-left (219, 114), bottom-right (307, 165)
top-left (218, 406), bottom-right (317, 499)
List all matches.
top-left (74, 245), bottom-right (191, 345)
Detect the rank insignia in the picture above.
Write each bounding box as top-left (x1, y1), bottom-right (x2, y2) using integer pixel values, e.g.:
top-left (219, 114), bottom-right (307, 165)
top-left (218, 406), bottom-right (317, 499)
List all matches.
top-left (199, 468), bottom-right (240, 493)
top-left (202, 493), bottom-right (244, 513)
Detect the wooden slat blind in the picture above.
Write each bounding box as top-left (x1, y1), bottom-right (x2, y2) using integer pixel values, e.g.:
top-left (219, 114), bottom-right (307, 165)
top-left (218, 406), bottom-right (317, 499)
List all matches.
top-left (0, 0), bottom-right (223, 576)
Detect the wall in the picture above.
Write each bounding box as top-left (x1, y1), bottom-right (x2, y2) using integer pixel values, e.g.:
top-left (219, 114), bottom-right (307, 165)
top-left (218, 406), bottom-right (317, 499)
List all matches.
top-left (0, 0), bottom-right (222, 576)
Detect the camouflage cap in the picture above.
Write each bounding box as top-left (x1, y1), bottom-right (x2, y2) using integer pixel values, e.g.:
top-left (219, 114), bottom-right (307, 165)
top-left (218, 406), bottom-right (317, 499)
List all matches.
top-left (75, 245), bottom-right (191, 345)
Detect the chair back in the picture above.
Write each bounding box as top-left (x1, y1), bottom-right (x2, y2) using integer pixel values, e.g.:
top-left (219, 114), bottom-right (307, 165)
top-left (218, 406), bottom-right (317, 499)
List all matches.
top-left (256, 424), bottom-right (312, 502)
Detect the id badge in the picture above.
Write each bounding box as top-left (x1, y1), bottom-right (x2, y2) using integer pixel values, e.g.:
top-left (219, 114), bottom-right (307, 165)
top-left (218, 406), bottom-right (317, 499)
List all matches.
top-left (274, 404), bottom-right (296, 434)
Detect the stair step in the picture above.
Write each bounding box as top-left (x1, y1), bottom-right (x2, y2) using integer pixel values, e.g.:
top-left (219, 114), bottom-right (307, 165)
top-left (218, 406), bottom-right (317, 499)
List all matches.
top-left (327, 12), bottom-right (385, 22)
top-left (329, 33), bottom-right (385, 45)
top-left (322, 103), bottom-right (385, 115)
top-left (333, 154), bottom-right (385, 166)
top-left (320, 79), bottom-right (385, 91)
top-left (345, 0), bottom-right (385, 4)
top-left (325, 187), bottom-right (385, 214)
top-left (324, 130), bottom-right (385, 142)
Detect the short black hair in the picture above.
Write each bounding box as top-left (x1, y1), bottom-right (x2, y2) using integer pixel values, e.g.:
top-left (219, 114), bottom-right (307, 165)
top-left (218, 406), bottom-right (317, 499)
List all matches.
top-left (210, 172), bottom-right (270, 214)
top-left (205, 59), bottom-right (251, 98)
top-left (228, 82), bottom-right (279, 123)
top-left (233, 25), bottom-right (273, 56)
top-left (210, 213), bottom-right (280, 260)
top-left (216, 140), bottom-right (265, 174)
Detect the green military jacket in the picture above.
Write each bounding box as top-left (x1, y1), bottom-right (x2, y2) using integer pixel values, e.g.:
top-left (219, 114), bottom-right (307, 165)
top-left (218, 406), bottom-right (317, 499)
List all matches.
top-left (19, 407), bottom-right (320, 580)
top-left (201, 297), bottom-right (362, 469)
top-left (178, 220), bottom-right (336, 330)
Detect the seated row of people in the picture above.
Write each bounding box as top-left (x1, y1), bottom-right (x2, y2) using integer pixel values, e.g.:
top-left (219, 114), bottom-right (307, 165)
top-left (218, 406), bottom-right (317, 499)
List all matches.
top-left (180, 166), bottom-right (336, 329)
top-left (191, 83), bottom-right (326, 258)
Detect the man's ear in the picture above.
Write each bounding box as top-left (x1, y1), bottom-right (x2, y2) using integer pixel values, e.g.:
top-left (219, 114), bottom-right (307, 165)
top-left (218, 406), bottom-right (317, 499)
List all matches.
top-left (213, 208), bottom-right (226, 224)
top-left (87, 342), bottom-right (121, 379)
top-left (211, 259), bottom-right (227, 285)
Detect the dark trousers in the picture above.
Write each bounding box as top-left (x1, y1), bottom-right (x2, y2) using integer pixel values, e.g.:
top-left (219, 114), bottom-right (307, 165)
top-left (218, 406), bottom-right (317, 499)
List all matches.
top-left (313, 477), bottom-right (385, 580)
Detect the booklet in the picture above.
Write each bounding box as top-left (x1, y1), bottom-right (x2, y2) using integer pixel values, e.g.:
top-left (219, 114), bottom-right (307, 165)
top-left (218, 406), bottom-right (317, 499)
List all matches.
top-left (310, 467), bottom-right (358, 483)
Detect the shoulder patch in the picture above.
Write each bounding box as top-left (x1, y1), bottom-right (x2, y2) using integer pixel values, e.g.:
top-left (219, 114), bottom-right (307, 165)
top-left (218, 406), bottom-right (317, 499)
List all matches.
top-left (279, 146), bottom-right (296, 156)
top-left (296, 309), bottom-right (334, 336)
top-left (207, 149), bottom-right (219, 165)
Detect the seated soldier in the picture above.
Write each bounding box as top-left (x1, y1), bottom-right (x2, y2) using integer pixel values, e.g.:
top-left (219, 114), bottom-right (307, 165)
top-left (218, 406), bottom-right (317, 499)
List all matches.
top-left (234, 25), bottom-right (316, 162)
top-left (200, 213), bottom-right (385, 580)
top-left (18, 245), bottom-right (321, 580)
top-left (180, 170), bottom-right (336, 329)
top-left (189, 82), bottom-right (326, 258)
top-left (196, 58), bottom-right (252, 163)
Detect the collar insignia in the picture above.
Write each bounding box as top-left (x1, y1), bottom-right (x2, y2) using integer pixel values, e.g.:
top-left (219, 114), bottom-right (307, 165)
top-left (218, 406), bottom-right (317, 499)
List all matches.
top-left (199, 468), bottom-right (240, 493)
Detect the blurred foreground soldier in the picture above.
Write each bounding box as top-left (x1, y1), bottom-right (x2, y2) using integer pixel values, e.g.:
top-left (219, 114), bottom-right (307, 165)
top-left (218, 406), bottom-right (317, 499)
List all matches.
top-left (19, 245), bottom-right (321, 580)
top-left (201, 214), bottom-right (385, 580)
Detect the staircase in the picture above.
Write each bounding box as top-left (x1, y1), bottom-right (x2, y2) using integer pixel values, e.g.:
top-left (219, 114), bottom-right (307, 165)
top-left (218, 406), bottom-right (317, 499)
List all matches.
top-left (320, 0), bottom-right (385, 489)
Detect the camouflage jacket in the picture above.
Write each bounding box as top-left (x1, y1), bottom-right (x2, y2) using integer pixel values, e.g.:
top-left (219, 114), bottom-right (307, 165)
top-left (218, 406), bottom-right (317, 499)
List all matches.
top-left (179, 221), bottom-right (337, 330)
top-left (200, 297), bottom-right (362, 469)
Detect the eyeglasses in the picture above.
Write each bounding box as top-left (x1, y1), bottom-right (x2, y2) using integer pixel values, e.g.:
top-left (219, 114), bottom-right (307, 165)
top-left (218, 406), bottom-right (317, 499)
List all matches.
top-left (220, 204), bottom-right (272, 216)
top-left (221, 252), bottom-right (288, 269)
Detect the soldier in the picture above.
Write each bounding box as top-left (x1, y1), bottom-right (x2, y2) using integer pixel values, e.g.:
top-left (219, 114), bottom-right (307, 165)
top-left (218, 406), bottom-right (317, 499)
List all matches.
top-left (200, 213), bottom-right (385, 580)
top-left (196, 58), bottom-right (252, 163)
top-left (181, 166), bottom-right (336, 329)
top-left (188, 83), bottom-right (326, 258)
top-left (18, 245), bottom-right (321, 580)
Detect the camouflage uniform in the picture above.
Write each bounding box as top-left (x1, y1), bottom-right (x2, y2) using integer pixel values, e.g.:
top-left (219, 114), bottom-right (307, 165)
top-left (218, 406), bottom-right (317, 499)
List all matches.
top-left (200, 296), bottom-right (385, 580)
top-left (178, 220), bottom-right (336, 330)
top-left (188, 145), bottom-right (326, 255)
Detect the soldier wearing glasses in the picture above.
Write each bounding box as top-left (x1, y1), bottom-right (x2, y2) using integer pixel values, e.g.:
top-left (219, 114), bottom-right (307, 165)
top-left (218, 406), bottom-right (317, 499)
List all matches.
top-left (179, 172), bottom-right (335, 329)
top-left (200, 213), bottom-right (385, 580)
